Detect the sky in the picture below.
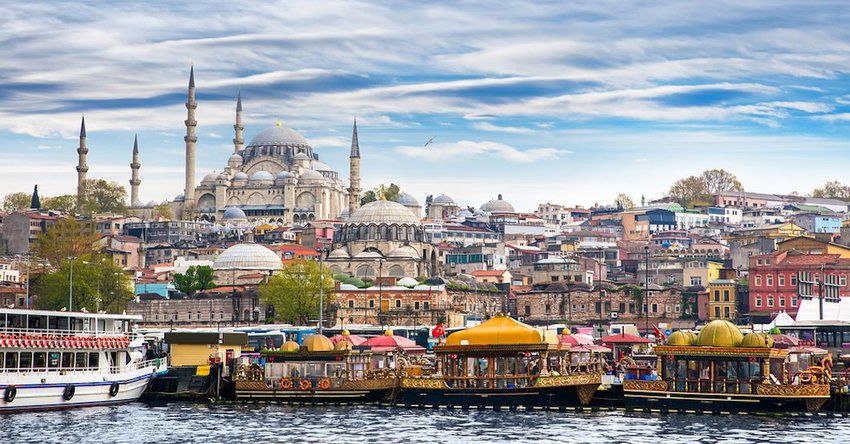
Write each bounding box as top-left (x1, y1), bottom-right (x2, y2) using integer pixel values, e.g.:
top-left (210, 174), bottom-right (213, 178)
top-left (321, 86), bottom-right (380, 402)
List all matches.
top-left (2, 1), bottom-right (850, 212)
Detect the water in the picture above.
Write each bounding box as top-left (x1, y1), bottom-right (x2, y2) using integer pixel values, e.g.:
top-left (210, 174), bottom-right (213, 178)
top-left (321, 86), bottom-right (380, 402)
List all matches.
top-left (1, 402), bottom-right (847, 443)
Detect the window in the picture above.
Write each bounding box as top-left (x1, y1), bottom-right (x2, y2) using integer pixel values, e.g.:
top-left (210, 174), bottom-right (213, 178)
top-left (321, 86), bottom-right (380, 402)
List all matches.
top-left (713, 290), bottom-right (720, 302)
top-left (595, 302), bottom-right (601, 314)
top-left (75, 353), bottom-right (86, 368)
top-left (755, 297), bottom-right (762, 307)
top-left (724, 307), bottom-right (731, 318)
top-left (714, 306), bottom-right (721, 318)
top-left (791, 274), bottom-right (797, 286)
top-left (348, 300), bottom-right (354, 308)
top-left (524, 305), bottom-right (531, 315)
top-left (723, 290), bottom-right (730, 302)
top-left (792, 297), bottom-right (798, 307)
top-left (757, 259), bottom-right (763, 266)
top-left (765, 259), bottom-right (771, 265)
top-left (89, 352), bottom-right (99, 369)
top-left (675, 304), bottom-right (681, 313)
top-left (779, 297), bottom-right (785, 307)
top-left (423, 301), bottom-right (430, 310)
top-left (690, 276), bottom-right (702, 286)
top-left (755, 275), bottom-right (762, 287)
top-left (767, 297), bottom-right (774, 307)
top-left (766, 275), bottom-right (773, 286)
top-left (652, 303), bottom-right (658, 313)
top-left (369, 300), bottom-right (375, 308)
top-left (842, 275), bottom-right (847, 287)
top-left (395, 299), bottom-right (401, 308)
top-left (778, 274), bottom-right (785, 287)
top-left (414, 301), bottom-right (420, 310)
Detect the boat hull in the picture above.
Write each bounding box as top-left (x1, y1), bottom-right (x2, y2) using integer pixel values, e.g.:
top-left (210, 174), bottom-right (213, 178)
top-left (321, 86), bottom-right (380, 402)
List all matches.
top-left (234, 379), bottom-right (398, 404)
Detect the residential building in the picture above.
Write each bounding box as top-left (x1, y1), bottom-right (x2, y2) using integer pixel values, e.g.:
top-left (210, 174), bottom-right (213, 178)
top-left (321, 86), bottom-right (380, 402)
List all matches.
top-left (682, 259), bottom-right (723, 288)
top-left (776, 237), bottom-right (850, 258)
top-left (425, 222), bottom-right (500, 246)
top-left (706, 279), bottom-right (737, 320)
top-left (675, 211), bottom-right (710, 230)
top-left (1, 211), bottom-right (61, 254)
top-left (469, 269), bottom-right (512, 285)
top-left (793, 212), bottom-right (843, 234)
top-left (124, 220), bottom-right (209, 244)
top-left (444, 244), bottom-right (506, 275)
top-left (708, 206), bottom-right (742, 225)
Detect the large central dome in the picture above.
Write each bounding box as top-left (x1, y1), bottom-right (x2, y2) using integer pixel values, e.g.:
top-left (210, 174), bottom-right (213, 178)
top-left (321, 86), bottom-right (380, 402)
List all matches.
top-left (347, 200), bottom-right (422, 226)
top-left (239, 123), bottom-right (314, 166)
top-left (248, 124), bottom-right (310, 148)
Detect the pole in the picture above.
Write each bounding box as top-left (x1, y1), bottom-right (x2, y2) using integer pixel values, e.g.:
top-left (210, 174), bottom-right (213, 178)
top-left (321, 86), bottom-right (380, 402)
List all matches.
top-left (69, 258), bottom-right (74, 312)
top-left (25, 260), bottom-right (30, 309)
top-left (644, 246), bottom-right (649, 336)
top-left (818, 264), bottom-right (824, 321)
top-left (318, 247), bottom-right (324, 334)
top-left (378, 260), bottom-right (384, 328)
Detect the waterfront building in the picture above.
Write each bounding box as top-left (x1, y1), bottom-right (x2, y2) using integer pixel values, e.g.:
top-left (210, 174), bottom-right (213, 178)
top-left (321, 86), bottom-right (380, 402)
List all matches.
top-left (128, 287), bottom-right (267, 326)
top-left (334, 280), bottom-right (455, 327)
top-left (706, 279), bottom-right (737, 320)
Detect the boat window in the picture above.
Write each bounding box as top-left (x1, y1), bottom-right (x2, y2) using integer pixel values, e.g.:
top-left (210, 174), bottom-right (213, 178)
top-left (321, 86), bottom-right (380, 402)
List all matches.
top-left (33, 352), bottom-right (46, 369)
top-left (19, 352), bottom-right (32, 369)
top-left (89, 352), bottom-right (99, 369)
top-left (75, 352), bottom-right (87, 368)
top-left (62, 352), bottom-right (74, 369)
top-left (48, 352), bottom-right (60, 368)
top-left (5, 352), bottom-right (17, 369)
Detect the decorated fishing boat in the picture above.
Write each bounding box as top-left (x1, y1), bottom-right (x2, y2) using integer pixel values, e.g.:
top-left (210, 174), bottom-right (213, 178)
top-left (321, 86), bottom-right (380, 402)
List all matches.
top-left (0, 308), bottom-right (167, 412)
top-left (623, 320), bottom-right (831, 413)
top-left (232, 331), bottom-right (401, 403)
top-left (399, 314), bottom-right (603, 409)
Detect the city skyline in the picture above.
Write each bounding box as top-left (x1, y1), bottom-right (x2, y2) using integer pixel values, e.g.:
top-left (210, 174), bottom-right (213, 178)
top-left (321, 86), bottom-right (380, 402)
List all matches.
top-left (2, 1), bottom-right (850, 211)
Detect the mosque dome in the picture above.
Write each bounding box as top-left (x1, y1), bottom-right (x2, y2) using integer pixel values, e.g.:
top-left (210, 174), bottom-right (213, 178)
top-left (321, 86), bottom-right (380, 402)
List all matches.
top-left (222, 206), bottom-right (247, 221)
top-left (457, 209), bottom-right (473, 218)
top-left (299, 169), bottom-right (325, 181)
top-left (354, 250), bottom-right (384, 259)
top-left (248, 125), bottom-right (310, 148)
top-left (213, 243), bottom-right (282, 271)
top-left (396, 192), bottom-right (419, 207)
top-left (696, 320), bottom-right (744, 347)
top-left (433, 194), bottom-right (456, 205)
top-left (249, 171), bottom-right (274, 183)
top-left (480, 194), bottom-right (515, 213)
top-left (276, 171), bottom-right (293, 180)
top-left (388, 245), bottom-right (420, 259)
top-left (232, 172), bottom-right (248, 184)
top-left (202, 171), bottom-right (219, 183)
top-left (131, 200), bottom-right (144, 208)
top-left (293, 152), bottom-right (311, 161)
top-left (228, 153), bottom-right (243, 164)
top-left (173, 193), bottom-right (185, 202)
top-left (397, 277), bottom-right (419, 287)
top-left (340, 208), bottom-right (350, 220)
top-left (347, 200), bottom-right (422, 226)
top-left (301, 334), bottom-right (333, 352)
top-left (216, 173), bottom-right (229, 181)
top-left (146, 200), bottom-right (158, 207)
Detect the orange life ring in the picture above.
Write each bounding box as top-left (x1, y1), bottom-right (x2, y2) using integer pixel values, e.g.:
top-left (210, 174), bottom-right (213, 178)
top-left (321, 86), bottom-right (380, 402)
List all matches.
top-left (318, 378), bottom-right (331, 390)
top-left (299, 379), bottom-right (312, 391)
top-left (280, 378), bottom-right (294, 390)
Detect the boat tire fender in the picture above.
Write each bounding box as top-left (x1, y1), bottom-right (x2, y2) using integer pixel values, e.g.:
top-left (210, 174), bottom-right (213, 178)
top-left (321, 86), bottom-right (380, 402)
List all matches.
top-left (109, 382), bottom-right (120, 397)
top-left (3, 386), bottom-right (16, 403)
top-left (63, 384), bottom-right (75, 401)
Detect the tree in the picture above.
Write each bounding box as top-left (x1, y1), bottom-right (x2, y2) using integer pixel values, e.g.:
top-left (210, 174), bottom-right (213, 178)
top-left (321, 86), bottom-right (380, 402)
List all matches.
top-left (360, 190), bottom-right (377, 206)
top-left (701, 169), bottom-right (744, 194)
top-left (172, 265), bottom-right (216, 295)
top-left (42, 195), bottom-right (77, 212)
top-left (153, 203), bottom-right (173, 220)
top-left (35, 254), bottom-right (132, 313)
top-left (424, 195), bottom-right (433, 214)
top-left (259, 259), bottom-right (334, 325)
top-left (31, 185), bottom-right (40, 209)
top-left (32, 218), bottom-right (99, 268)
top-left (77, 179), bottom-right (127, 215)
top-left (811, 181), bottom-right (850, 201)
top-left (668, 175), bottom-right (710, 208)
top-left (359, 183), bottom-right (402, 206)
top-left (614, 193), bottom-right (635, 210)
top-left (2, 192), bottom-right (31, 213)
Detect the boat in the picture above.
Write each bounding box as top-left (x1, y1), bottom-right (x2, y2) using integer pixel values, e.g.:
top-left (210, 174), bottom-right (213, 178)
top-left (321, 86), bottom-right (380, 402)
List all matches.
top-left (623, 320), bottom-right (831, 413)
top-left (232, 330), bottom-right (402, 403)
top-left (398, 314), bottom-right (603, 409)
top-left (0, 308), bottom-right (167, 412)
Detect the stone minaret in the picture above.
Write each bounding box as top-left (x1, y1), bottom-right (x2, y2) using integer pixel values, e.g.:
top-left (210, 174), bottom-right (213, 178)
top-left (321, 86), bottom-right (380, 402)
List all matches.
top-left (233, 91), bottom-right (244, 153)
top-left (183, 66), bottom-right (198, 212)
top-left (347, 118), bottom-right (361, 216)
top-left (76, 116), bottom-right (89, 201)
top-left (130, 134), bottom-right (141, 204)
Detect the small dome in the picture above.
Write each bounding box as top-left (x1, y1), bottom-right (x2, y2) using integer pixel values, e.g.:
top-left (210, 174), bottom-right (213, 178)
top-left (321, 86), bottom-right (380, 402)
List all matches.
top-left (293, 152), bottom-right (311, 161)
top-left (248, 125), bottom-right (309, 148)
top-left (458, 209), bottom-right (473, 218)
top-left (232, 172), bottom-right (249, 181)
top-left (312, 160), bottom-right (333, 172)
top-left (222, 206), bottom-right (247, 221)
top-left (146, 200), bottom-right (158, 207)
top-left (131, 200), bottom-right (144, 208)
top-left (213, 243), bottom-right (282, 271)
top-left (697, 320), bottom-right (744, 347)
top-left (202, 171), bottom-right (218, 183)
top-left (741, 332), bottom-right (774, 348)
top-left (665, 330), bottom-right (694, 346)
top-left (340, 208), bottom-right (350, 219)
top-left (328, 247), bottom-right (351, 259)
top-left (173, 193), bottom-right (185, 202)
top-left (389, 245), bottom-right (419, 259)
top-left (301, 334), bottom-right (333, 352)
top-left (480, 194), bottom-right (515, 213)
top-left (228, 153), bottom-right (243, 163)
top-left (250, 171), bottom-right (274, 182)
top-left (396, 192), bottom-right (419, 206)
top-left (347, 200), bottom-right (423, 226)
top-left (276, 171), bottom-right (293, 180)
top-left (216, 173), bottom-right (229, 180)
top-left (300, 169), bottom-right (324, 181)
top-left (432, 194), bottom-right (456, 205)
top-left (397, 277), bottom-right (419, 287)
top-left (279, 340), bottom-right (300, 352)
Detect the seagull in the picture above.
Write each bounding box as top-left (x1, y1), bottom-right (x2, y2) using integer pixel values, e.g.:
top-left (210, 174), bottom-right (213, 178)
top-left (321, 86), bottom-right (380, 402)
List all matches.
top-left (424, 136), bottom-right (436, 147)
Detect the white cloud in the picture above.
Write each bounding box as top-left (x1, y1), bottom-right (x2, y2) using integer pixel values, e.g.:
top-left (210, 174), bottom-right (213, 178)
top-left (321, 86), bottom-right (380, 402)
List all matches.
top-left (472, 122), bottom-right (535, 134)
top-left (398, 140), bottom-right (566, 163)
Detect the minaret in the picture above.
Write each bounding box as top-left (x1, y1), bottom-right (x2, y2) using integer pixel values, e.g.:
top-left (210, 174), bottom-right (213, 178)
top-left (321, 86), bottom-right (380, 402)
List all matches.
top-left (347, 118), bottom-right (361, 216)
top-left (233, 91), bottom-right (244, 153)
top-left (183, 65), bottom-right (197, 212)
top-left (76, 116), bottom-right (88, 201)
top-left (130, 135), bottom-right (141, 204)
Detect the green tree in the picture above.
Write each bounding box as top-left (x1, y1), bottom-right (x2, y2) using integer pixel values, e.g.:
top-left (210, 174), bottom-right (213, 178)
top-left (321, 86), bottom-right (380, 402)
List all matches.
top-left (41, 195), bottom-right (77, 212)
top-left (701, 168), bottom-right (743, 194)
top-left (359, 183), bottom-right (402, 206)
top-left (360, 190), bottom-right (377, 206)
top-left (153, 203), bottom-right (173, 220)
top-left (811, 180), bottom-right (850, 201)
top-left (668, 169), bottom-right (744, 208)
top-left (172, 265), bottom-right (216, 295)
top-left (614, 193), bottom-right (635, 210)
top-left (32, 218), bottom-right (99, 268)
top-left (78, 179), bottom-right (127, 216)
top-left (668, 175), bottom-right (710, 208)
top-left (3, 192), bottom-right (31, 213)
top-left (259, 259), bottom-right (334, 325)
top-left (36, 254), bottom-right (131, 313)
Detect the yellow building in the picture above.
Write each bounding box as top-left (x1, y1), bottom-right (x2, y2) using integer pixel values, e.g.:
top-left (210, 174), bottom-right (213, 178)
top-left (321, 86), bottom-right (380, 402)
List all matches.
top-left (165, 332), bottom-right (248, 367)
top-left (725, 222), bottom-right (807, 247)
top-left (776, 237), bottom-right (850, 258)
top-left (683, 259), bottom-right (722, 288)
top-left (707, 279), bottom-right (736, 320)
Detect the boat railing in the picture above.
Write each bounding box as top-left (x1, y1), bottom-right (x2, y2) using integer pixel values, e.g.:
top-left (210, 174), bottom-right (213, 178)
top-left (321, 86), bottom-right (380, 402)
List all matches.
top-left (0, 358), bottom-right (163, 376)
top-left (0, 328), bottom-right (136, 339)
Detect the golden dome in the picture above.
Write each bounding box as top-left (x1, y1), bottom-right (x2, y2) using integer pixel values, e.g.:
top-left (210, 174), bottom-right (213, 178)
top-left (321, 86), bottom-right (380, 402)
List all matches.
top-left (446, 314), bottom-right (542, 346)
top-left (665, 330), bottom-right (694, 346)
top-left (279, 340), bottom-right (300, 352)
top-left (697, 320), bottom-right (744, 347)
top-left (301, 334), bottom-right (334, 352)
top-left (341, 329), bottom-right (351, 337)
top-left (740, 332), bottom-right (774, 348)
top-left (334, 340), bottom-right (353, 351)
top-left (383, 329), bottom-right (394, 337)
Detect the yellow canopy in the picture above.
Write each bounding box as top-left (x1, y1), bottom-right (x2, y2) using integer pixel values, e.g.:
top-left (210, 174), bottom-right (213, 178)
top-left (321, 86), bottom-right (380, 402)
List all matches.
top-left (301, 334), bottom-right (334, 352)
top-left (697, 320), bottom-right (744, 347)
top-left (445, 314), bottom-right (543, 346)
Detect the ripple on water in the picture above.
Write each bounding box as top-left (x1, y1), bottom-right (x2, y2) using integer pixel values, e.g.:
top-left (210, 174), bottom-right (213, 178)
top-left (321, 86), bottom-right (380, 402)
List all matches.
top-left (0, 403), bottom-right (845, 444)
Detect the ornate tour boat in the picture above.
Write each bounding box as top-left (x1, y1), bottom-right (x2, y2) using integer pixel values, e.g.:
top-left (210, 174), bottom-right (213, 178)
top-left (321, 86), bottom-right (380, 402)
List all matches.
top-left (399, 314), bottom-right (603, 409)
top-left (233, 331), bottom-right (403, 403)
top-left (623, 320), bottom-right (831, 413)
top-left (0, 308), bottom-right (167, 412)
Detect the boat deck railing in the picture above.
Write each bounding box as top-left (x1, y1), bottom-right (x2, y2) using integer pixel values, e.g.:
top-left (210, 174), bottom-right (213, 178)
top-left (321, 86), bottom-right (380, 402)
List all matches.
top-left (0, 358), bottom-right (163, 376)
top-left (0, 328), bottom-right (135, 338)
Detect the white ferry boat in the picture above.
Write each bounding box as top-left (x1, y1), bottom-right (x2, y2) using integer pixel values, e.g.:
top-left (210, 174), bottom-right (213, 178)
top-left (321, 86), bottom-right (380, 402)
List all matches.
top-left (0, 308), bottom-right (167, 412)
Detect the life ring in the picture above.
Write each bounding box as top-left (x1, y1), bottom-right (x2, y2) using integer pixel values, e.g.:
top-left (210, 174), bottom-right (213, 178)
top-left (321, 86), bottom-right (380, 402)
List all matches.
top-left (109, 382), bottom-right (120, 397)
top-left (318, 378), bottom-right (331, 390)
top-left (4, 386), bottom-right (16, 403)
top-left (280, 378), bottom-right (293, 390)
top-left (299, 379), bottom-right (312, 391)
top-left (63, 384), bottom-right (76, 401)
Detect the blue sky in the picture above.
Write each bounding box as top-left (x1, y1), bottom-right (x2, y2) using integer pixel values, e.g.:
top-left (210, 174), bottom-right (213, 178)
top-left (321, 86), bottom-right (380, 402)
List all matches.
top-left (2, 1), bottom-right (850, 212)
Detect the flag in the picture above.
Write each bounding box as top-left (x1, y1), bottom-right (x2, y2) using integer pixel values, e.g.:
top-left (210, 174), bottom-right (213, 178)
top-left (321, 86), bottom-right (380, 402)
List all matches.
top-left (432, 323), bottom-right (445, 337)
top-left (653, 324), bottom-right (666, 340)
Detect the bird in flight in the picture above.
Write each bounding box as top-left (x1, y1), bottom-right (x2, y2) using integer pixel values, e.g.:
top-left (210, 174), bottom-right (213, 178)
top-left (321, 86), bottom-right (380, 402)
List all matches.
top-left (424, 136), bottom-right (436, 147)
